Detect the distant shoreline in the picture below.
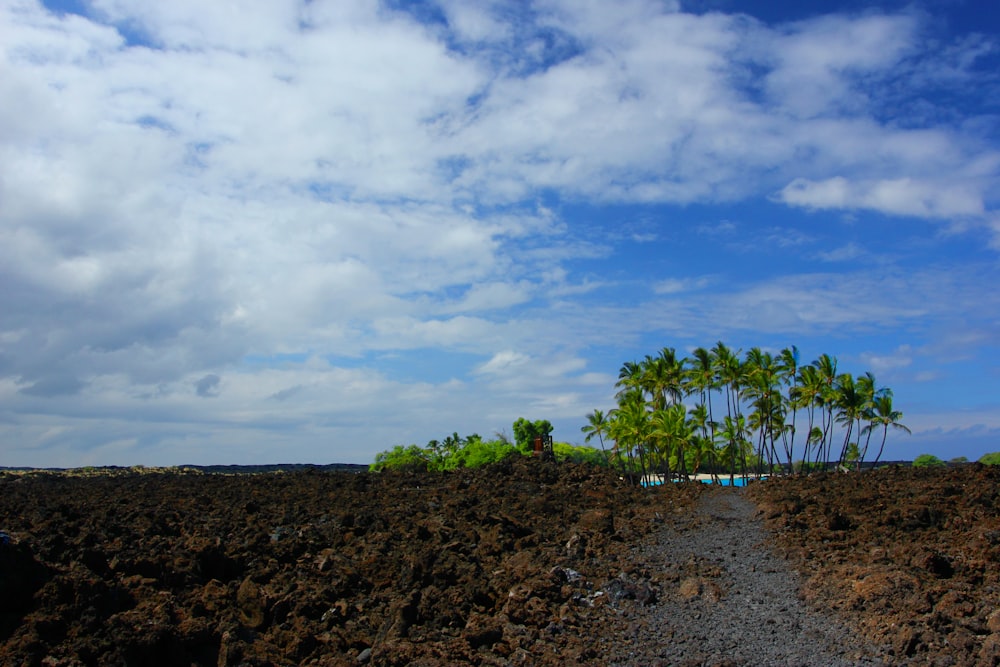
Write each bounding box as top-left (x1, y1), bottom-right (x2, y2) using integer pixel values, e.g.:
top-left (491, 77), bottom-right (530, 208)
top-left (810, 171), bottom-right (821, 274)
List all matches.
top-left (0, 459), bottom-right (942, 477)
top-left (0, 463), bottom-right (369, 475)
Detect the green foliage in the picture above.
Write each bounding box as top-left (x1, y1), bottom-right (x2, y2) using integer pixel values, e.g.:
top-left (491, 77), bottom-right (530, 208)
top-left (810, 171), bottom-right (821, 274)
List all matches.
top-left (512, 418), bottom-right (554, 453)
top-left (370, 445), bottom-right (428, 472)
top-left (444, 437), bottom-right (517, 469)
top-left (372, 422), bottom-right (537, 472)
top-left (586, 341), bottom-right (911, 482)
top-left (792, 459), bottom-right (829, 474)
top-left (978, 452), bottom-right (1000, 466)
top-left (371, 419), bottom-right (615, 472)
top-left (912, 453), bottom-right (946, 468)
top-left (552, 442), bottom-right (608, 466)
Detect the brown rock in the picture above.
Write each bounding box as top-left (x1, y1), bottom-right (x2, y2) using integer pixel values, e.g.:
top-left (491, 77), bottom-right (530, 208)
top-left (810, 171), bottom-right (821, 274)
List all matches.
top-left (988, 610), bottom-right (1000, 634)
top-left (236, 577), bottom-right (265, 629)
top-left (576, 509), bottom-right (615, 535)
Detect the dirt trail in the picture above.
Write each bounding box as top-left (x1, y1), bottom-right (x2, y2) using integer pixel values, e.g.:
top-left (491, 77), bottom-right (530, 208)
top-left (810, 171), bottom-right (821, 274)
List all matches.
top-left (603, 488), bottom-right (892, 666)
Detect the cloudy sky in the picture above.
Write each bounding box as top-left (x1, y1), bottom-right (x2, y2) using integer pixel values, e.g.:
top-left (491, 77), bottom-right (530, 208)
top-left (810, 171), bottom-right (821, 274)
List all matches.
top-left (1, 0), bottom-right (998, 467)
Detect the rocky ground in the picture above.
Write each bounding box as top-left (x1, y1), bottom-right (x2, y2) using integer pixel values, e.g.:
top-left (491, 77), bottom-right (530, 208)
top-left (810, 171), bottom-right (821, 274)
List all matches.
top-left (749, 465), bottom-right (1000, 667)
top-left (0, 460), bottom-right (998, 666)
top-left (602, 489), bottom-right (891, 666)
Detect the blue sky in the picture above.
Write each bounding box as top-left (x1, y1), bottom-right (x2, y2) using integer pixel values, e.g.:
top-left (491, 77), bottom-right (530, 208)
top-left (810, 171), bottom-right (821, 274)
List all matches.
top-left (1, 0), bottom-right (998, 466)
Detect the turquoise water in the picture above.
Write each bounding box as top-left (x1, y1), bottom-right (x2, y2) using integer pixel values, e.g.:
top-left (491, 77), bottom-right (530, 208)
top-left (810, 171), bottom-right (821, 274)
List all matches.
top-left (642, 476), bottom-right (763, 487)
top-left (711, 477), bottom-right (752, 487)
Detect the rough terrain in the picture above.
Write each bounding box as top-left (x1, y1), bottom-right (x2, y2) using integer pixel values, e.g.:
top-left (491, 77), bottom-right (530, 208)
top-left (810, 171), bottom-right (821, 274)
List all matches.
top-left (603, 490), bottom-right (890, 666)
top-left (750, 464), bottom-right (1000, 667)
top-left (1, 460), bottom-right (998, 666)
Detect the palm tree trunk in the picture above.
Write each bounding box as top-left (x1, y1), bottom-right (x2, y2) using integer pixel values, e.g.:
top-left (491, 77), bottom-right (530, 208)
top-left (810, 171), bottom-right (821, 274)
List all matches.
top-left (872, 427), bottom-right (889, 467)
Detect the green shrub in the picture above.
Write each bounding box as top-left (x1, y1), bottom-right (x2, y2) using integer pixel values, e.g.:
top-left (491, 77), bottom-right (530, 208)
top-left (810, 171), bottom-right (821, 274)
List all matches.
top-left (978, 452), bottom-right (1000, 466)
top-left (370, 444), bottom-right (428, 472)
top-left (371, 434), bottom-right (522, 472)
top-left (446, 438), bottom-right (517, 469)
top-left (552, 442), bottom-right (608, 466)
top-left (373, 419), bottom-right (578, 472)
top-left (912, 453), bottom-right (946, 468)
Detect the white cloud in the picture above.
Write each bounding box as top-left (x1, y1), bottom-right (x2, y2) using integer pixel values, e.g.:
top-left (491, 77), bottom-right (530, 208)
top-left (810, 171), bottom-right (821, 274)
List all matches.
top-left (779, 176), bottom-right (852, 209)
top-left (641, 263), bottom-right (999, 341)
top-left (762, 13), bottom-right (919, 118)
top-left (442, 282), bottom-right (533, 314)
top-left (859, 346), bottom-right (913, 374)
top-left (779, 176), bottom-right (986, 219)
top-left (653, 276), bottom-right (711, 294)
top-left (437, 1), bottom-right (512, 43)
top-left (817, 242), bottom-right (864, 262)
top-left (475, 350), bottom-right (531, 375)
top-left (0, 0), bottom-right (997, 465)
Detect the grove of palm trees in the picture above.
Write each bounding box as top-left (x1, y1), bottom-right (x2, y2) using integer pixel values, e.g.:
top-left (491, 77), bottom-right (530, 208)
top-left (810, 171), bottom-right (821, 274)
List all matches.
top-left (584, 342), bottom-right (910, 484)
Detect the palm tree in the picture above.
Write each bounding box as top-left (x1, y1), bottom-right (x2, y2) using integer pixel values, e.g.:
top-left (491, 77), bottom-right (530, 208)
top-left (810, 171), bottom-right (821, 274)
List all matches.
top-left (864, 394), bottom-right (910, 466)
top-left (689, 433), bottom-right (718, 481)
top-left (777, 346), bottom-right (800, 470)
top-left (581, 409), bottom-right (613, 469)
top-left (591, 341), bottom-right (906, 479)
top-left (426, 439), bottom-right (442, 469)
top-left (616, 360), bottom-right (644, 399)
top-left (812, 354), bottom-right (839, 468)
top-left (650, 404), bottom-right (692, 480)
top-left (747, 388), bottom-right (784, 477)
top-left (712, 342), bottom-right (741, 421)
top-left (744, 347), bottom-right (783, 475)
top-left (687, 403), bottom-right (717, 481)
top-left (713, 342), bottom-right (748, 475)
top-left (833, 373), bottom-right (867, 467)
top-left (609, 391), bottom-right (651, 484)
top-left (652, 347), bottom-right (685, 408)
top-left (794, 364), bottom-right (826, 470)
top-left (717, 414), bottom-right (750, 485)
top-left (854, 372), bottom-right (883, 467)
top-left (685, 347), bottom-right (719, 454)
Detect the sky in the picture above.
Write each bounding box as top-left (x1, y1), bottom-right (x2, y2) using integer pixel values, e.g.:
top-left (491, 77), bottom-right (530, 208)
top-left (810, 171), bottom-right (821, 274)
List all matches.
top-left (1, 0), bottom-right (998, 467)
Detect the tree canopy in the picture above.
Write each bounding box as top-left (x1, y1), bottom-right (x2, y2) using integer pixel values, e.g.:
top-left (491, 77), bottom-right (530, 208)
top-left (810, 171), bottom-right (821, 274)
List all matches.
top-left (912, 453), bottom-right (946, 467)
top-left (584, 342), bottom-right (911, 483)
top-left (370, 420), bottom-right (602, 472)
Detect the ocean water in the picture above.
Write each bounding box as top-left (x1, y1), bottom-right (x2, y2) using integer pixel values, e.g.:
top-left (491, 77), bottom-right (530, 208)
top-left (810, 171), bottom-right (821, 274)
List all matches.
top-left (642, 476), bottom-right (764, 487)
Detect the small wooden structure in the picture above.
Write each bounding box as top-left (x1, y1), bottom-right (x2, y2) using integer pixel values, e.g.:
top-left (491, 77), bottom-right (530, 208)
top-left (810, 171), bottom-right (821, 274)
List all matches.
top-left (532, 434), bottom-right (554, 460)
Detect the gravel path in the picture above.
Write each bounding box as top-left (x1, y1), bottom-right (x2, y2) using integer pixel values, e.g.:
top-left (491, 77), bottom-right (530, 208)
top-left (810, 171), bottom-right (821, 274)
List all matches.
top-left (603, 487), bottom-right (895, 667)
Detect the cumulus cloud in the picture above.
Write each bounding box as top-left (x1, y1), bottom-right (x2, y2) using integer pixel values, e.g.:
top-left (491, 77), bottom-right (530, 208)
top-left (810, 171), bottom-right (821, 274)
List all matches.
top-left (859, 346), bottom-right (914, 374)
top-left (475, 350), bottom-right (531, 376)
top-left (778, 177), bottom-right (987, 219)
top-left (0, 0), bottom-right (997, 465)
top-left (641, 263), bottom-right (999, 342)
top-left (761, 13), bottom-right (920, 118)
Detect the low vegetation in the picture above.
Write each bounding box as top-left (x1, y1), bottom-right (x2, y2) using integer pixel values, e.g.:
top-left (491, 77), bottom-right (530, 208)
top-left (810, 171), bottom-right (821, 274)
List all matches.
top-left (912, 453), bottom-right (946, 467)
top-left (370, 419), bottom-right (607, 472)
top-left (979, 451), bottom-right (1000, 465)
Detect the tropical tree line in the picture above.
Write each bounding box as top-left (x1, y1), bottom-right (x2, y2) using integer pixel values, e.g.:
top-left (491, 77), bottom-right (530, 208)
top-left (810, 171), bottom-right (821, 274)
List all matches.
top-left (582, 342), bottom-right (911, 484)
top-left (914, 453), bottom-right (1000, 467)
top-left (370, 419), bottom-right (606, 472)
